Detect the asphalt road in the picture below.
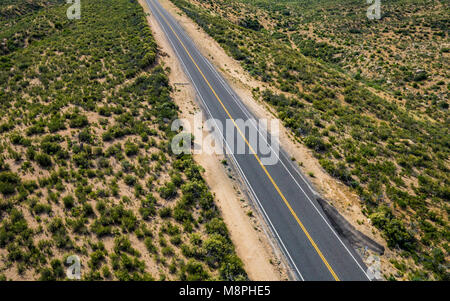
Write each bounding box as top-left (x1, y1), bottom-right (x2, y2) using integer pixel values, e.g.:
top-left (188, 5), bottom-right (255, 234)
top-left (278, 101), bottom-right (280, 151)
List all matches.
top-left (145, 0), bottom-right (370, 281)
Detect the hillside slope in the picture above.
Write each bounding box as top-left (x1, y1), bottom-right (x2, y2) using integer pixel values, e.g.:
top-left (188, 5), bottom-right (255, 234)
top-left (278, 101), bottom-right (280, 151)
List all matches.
top-left (0, 0), bottom-right (247, 281)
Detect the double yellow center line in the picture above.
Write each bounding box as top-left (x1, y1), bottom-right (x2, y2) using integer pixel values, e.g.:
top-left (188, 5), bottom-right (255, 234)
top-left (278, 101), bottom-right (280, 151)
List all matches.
top-left (149, 0), bottom-right (339, 281)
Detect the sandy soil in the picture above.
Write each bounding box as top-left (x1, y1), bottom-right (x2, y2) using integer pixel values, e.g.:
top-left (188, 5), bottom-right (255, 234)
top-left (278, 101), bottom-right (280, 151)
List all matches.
top-left (147, 0), bottom-right (401, 278)
top-left (138, 0), bottom-right (287, 281)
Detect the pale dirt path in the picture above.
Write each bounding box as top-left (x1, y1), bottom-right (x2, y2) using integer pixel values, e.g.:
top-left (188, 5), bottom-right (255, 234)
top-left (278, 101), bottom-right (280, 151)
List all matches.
top-left (138, 0), bottom-right (287, 281)
top-left (147, 0), bottom-right (400, 278)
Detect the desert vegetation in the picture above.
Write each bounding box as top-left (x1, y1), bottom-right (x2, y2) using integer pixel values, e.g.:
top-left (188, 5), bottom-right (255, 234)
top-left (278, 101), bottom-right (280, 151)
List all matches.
top-left (0, 0), bottom-right (247, 280)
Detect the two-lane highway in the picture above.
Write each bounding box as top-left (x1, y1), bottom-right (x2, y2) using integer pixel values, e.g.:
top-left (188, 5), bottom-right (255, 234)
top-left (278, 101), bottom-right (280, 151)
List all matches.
top-left (145, 0), bottom-right (370, 281)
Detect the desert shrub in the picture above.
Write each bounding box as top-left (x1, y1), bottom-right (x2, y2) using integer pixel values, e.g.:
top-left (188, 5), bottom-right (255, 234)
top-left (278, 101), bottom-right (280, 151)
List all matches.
top-left (32, 202), bottom-right (52, 215)
top-left (89, 250), bottom-right (106, 270)
top-left (205, 218), bottom-right (228, 236)
top-left (124, 175), bottom-right (136, 186)
top-left (10, 133), bottom-right (31, 146)
top-left (144, 237), bottom-right (157, 254)
top-left (35, 153), bottom-right (52, 168)
top-left (219, 254), bottom-right (247, 281)
top-left (159, 207), bottom-right (172, 219)
top-left (124, 141), bottom-right (139, 157)
top-left (69, 114), bottom-right (89, 128)
top-left (203, 233), bottom-right (231, 268)
top-left (91, 219), bottom-right (112, 237)
top-left (370, 207), bottom-right (417, 252)
top-left (62, 195), bottom-right (75, 209)
top-left (239, 17), bottom-right (262, 31)
top-left (139, 195), bottom-right (156, 220)
top-left (304, 135), bottom-right (329, 152)
top-left (182, 260), bottom-right (209, 281)
top-left (170, 234), bottom-right (182, 246)
top-left (0, 171), bottom-right (20, 195)
top-left (158, 181), bottom-right (177, 199)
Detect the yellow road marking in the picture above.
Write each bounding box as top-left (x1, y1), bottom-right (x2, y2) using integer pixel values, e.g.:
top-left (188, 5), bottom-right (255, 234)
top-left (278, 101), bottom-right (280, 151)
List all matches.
top-left (150, 0), bottom-right (340, 281)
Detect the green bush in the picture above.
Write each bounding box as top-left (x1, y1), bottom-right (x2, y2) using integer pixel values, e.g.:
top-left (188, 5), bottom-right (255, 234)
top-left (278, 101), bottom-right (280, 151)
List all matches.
top-left (124, 175), bottom-right (136, 186)
top-left (62, 195), bottom-right (75, 209)
top-left (124, 141), bottom-right (139, 157)
top-left (0, 171), bottom-right (20, 195)
top-left (370, 208), bottom-right (417, 252)
top-left (183, 260), bottom-right (209, 281)
top-left (158, 181), bottom-right (177, 199)
top-left (159, 207), bottom-right (172, 219)
top-left (35, 153), bottom-right (52, 168)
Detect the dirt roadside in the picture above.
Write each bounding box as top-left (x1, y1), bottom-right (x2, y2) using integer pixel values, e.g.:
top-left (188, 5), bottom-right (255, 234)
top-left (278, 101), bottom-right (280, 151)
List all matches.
top-left (138, 0), bottom-right (287, 281)
top-left (147, 0), bottom-right (400, 278)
